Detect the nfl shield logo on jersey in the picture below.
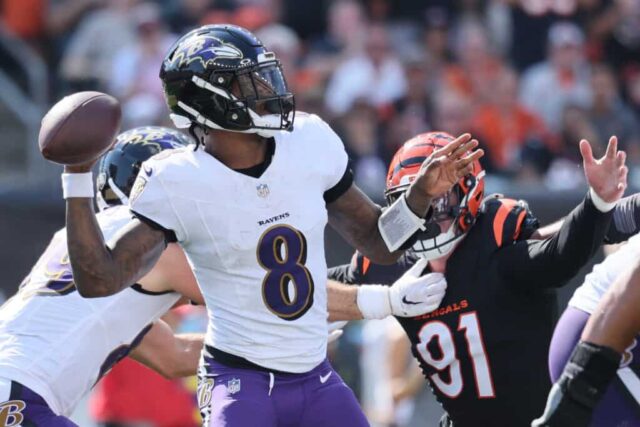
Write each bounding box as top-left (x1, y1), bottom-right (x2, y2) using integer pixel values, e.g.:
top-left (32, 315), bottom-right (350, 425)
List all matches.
top-left (256, 183), bottom-right (270, 198)
top-left (227, 378), bottom-right (241, 395)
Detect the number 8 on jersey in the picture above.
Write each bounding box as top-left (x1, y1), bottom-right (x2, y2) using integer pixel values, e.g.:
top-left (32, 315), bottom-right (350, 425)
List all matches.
top-left (257, 225), bottom-right (314, 321)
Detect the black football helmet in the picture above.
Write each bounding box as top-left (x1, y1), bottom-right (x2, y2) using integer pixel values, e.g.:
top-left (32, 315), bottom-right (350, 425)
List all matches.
top-left (160, 24), bottom-right (295, 138)
top-left (96, 126), bottom-right (194, 209)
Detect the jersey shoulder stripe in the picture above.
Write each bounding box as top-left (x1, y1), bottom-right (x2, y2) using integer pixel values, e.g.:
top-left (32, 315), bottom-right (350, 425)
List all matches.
top-left (481, 194), bottom-right (539, 248)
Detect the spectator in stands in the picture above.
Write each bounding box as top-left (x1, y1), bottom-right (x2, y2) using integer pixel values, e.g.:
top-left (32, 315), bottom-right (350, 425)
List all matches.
top-left (420, 7), bottom-right (451, 93)
top-left (444, 20), bottom-right (504, 104)
top-left (337, 100), bottom-right (387, 201)
top-left (255, 23), bottom-right (300, 85)
top-left (164, 0), bottom-right (214, 34)
top-left (545, 103), bottom-right (598, 190)
top-left (59, 0), bottom-right (138, 91)
top-left (309, 0), bottom-right (365, 57)
top-left (588, 63), bottom-right (640, 163)
top-left (306, 0), bottom-right (367, 84)
top-left (385, 54), bottom-right (432, 160)
top-left (589, 0), bottom-right (640, 74)
top-left (472, 67), bottom-right (553, 176)
top-left (108, 2), bottom-right (176, 128)
top-left (520, 21), bottom-right (592, 133)
top-left (626, 68), bottom-right (640, 118)
top-left (431, 89), bottom-right (474, 148)
top-left (324, 22), bottom-right (407, 117)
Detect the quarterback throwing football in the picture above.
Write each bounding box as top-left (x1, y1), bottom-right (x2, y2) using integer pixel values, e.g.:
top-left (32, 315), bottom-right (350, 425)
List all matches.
top-left (60, 25), bottom-right (481, 426)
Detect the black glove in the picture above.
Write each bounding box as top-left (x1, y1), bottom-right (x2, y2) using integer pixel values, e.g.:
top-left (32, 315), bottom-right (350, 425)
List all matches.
top-left (532, 341), bottom-right (621, 427)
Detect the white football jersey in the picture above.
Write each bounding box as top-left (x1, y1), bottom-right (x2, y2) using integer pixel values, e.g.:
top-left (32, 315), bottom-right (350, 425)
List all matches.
top-left (569, 233), bottom-right (640, 314)
top-left (129, 114), bottom-right (349, 373)
top-left (0, 205), bottom-right (180, 416)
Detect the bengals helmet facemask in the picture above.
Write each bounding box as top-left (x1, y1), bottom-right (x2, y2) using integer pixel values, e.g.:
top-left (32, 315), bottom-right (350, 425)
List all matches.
top-left (385, 132), bottom-right (485, 260)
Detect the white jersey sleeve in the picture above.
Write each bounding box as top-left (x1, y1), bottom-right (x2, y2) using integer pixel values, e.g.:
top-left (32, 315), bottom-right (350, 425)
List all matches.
top-left (128, 150), bottom-right (188, 242)
top-left (298, 113), bottom-right (350, 192)
top-left (569, 233), bottom-right (640, 314)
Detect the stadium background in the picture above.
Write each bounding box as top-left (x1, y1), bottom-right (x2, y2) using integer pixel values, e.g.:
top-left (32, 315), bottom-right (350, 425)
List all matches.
top-left (0, 0), bottom-right (639, 425)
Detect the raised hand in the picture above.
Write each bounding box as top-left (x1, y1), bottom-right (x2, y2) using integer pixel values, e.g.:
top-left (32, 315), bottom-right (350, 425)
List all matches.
top-left (581, 136), bottom-right (627, 204)
top-left (406, 134), bottom-right (484, 216)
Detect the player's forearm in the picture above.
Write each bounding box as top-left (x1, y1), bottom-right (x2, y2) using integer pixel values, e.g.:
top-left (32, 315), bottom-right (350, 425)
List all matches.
top-left (327, 280), bottom-right (363, 321)
top-left (131, 328), bottom-right (204, 379)
top-left (168, 333), bottom-right (205, 378)
top-left (328, 186), bottom-right (403, 265)
top-left (66, 200), bottom-right (165, 297)
top-left (66, 198), bottom-right (120, 297)
top-left (582, 259), bottom-right (640, 354)
top-left (531, 193), bottom-right (640, 243)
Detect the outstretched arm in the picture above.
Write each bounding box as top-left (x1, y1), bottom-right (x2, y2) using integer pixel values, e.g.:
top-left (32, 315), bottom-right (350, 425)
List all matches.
top-left (498, 137), bottom-right (627, 290)
top-left (582, 258), bottom-right (640, 353)
top-left (531, 256), bottom-right (640, 427)
top-left (65, 164), bottom-right (167, 298)
top-left (327, 257), bottom-right (446, 321)
top-left (328, 134), bottom-right (483, 264)
top-left (129, 319), bottom-right (204, 379)
top-left (529, 193), bottom-right (640, 242)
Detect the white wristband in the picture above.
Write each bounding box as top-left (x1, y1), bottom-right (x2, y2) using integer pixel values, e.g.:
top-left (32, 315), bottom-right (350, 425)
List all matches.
top-left (62, 173), bottom-right (94, 199)
top-left (378, 194), bottom-right (426, 252)
top-left (357, 285), bottom-right (392, 319)
top-left (589, 187), bottom-right (616, 213)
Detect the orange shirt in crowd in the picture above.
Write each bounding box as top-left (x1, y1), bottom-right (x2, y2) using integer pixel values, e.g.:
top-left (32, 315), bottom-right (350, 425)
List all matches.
top-left (473, 104), bottom-right (554, 170)
top-left (1, 0), bottom-right (45, 38)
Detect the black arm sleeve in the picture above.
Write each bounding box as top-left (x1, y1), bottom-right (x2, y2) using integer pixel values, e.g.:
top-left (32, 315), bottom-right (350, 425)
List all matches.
top-left (605, 193), bottom-right (640, 244)
top-left (495, 193), bottom-right (613, 290)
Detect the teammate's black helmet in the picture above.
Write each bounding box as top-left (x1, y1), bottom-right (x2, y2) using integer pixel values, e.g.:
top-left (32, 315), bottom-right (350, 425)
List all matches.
top-left (96, 126), bottom-right (194, 209)
top-left (160, 24), bottom-right (295, 137)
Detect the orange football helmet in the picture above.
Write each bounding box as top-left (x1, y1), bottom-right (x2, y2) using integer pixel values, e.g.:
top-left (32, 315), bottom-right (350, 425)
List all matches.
top-left (385, 132), bottom-right (485, 260)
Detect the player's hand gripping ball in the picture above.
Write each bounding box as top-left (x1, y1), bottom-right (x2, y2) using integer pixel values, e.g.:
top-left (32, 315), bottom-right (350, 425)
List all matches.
top-left (39, 91), bottom-right (122, 166)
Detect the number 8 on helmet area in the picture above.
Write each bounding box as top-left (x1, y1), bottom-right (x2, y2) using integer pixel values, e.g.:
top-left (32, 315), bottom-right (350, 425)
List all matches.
top-left (38, 91), bottom-right (122, 166)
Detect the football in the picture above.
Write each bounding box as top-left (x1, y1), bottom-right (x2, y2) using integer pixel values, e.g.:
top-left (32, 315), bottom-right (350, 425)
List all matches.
top-left (39, 91), bottom-right (122, 165)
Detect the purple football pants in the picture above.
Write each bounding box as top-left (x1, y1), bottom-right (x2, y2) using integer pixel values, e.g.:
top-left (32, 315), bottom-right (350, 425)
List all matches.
top-left (197, 357), bottom-right (369, 427)
top-left (0, 378), bottom-right (77, 427)
top-left (549, 306), bottom-right (640, 427)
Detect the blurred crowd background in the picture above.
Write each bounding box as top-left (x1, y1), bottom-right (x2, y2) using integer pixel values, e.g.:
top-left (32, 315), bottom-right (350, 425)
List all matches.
top-left (1, 0), bottom-right (639, 426)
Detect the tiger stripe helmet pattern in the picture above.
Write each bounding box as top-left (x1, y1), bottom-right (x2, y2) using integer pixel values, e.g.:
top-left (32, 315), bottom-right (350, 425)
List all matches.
top-left (385, 132), bottom-right (485, 260)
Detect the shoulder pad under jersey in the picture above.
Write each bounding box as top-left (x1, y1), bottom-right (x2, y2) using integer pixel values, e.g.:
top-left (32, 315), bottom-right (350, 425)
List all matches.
top-left (480, 193), bottom-right (540, 248)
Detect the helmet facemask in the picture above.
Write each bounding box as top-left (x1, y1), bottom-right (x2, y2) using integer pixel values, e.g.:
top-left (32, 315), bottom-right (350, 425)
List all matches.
top-left (169, 53), bottom-right (295, 138)
top-left (410, 187), bottom-right (467, 261)
top-left (385, 173), bottom-right (484, 261)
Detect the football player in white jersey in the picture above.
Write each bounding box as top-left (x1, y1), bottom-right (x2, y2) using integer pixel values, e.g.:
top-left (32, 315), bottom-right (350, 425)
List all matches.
top-left (532, 194), bottom-right (640, 427)
top-left (60, 25), bottom-right (481, 426)
top-left (3, 125), bottom-right (447, 427)
top-left (0, 127), bottom-right (205, 427)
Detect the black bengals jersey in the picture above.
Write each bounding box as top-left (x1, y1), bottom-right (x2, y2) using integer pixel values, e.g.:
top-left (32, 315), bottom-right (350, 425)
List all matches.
top-left (329, 194), bottom-right (614, 427)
